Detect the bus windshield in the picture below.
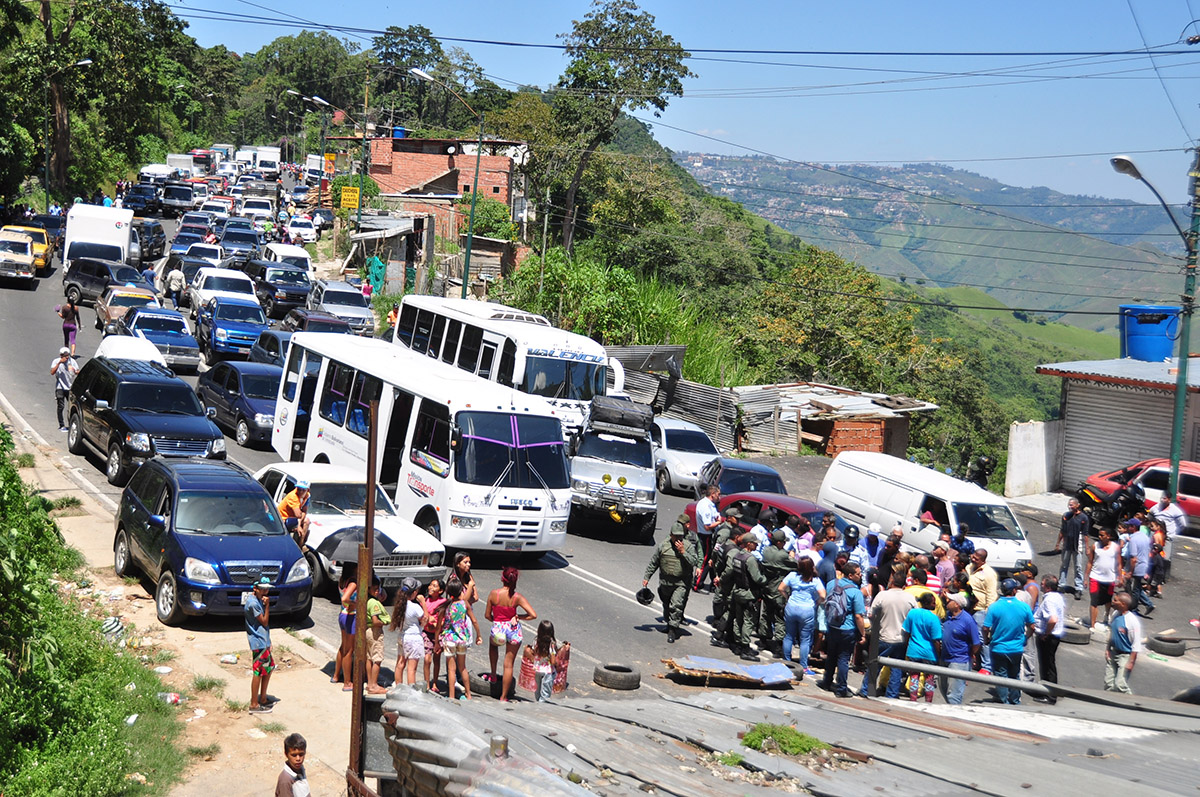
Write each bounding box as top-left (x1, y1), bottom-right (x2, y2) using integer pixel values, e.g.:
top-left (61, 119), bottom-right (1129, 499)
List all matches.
top-left (455, 411), bottom-right (570, 490)
top-left (952, 502), bottom-right (1025, 540)
top-left (521, 356), bottom-right (607, 402)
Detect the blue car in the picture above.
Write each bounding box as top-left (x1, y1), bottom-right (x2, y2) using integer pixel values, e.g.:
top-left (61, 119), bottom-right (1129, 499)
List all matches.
top-left (170, 232), bottom-right (205, 254)
top-left (249, 329), bottom-right (292, 368)
top-left (109, 306), bottom-right (201, 372)
top-left (195, 361), bottom-right (281, 447)
top-left (195, 295), bottom-right (268, 366)
top-left (114, 458), bottom-right (312, 625)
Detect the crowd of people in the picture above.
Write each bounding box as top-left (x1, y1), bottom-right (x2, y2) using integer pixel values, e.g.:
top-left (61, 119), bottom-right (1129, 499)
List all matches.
top-left (641, 482), bottom-right (1178, 704)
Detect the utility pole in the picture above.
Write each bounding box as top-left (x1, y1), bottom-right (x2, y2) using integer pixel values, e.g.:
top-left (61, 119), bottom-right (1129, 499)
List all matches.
top-left (1169, 149), bottom-right (1200, 494)
top-left (539, 187), bottom-right (549, 295)
top-left (357, 74), bottom-right (369, 228)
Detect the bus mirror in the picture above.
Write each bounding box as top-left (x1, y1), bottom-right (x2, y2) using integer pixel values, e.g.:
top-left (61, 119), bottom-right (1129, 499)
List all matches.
top-left (450, 427), bottom-right (462, 450)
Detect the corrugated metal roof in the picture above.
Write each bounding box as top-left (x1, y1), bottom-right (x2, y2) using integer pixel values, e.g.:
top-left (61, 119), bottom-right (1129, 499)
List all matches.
top-left (1037, 357), bottom-right (1200, 390)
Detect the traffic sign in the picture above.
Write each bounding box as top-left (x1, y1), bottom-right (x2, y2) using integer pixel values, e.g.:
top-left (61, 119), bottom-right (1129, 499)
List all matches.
top-left (340, 186), bottom-right (360, 210)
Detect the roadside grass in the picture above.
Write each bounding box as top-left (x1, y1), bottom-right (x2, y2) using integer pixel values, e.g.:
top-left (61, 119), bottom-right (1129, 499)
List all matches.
top-left (191, 675), bottom-right (226, 695)
top-left (285, 627), bottom-right (315, 646)
top-left (51, 495), bottom-right (82, 510)
top-left (186, 743), bottom-right (220, 759)
top-left (224, 699), bottom-right (249, 713)
top-left (15, 452), bottom-right (34, 468)
top-left (149, 649), bottom-right (177, 664)
top-left (257, 721), bottom-right (287, 734)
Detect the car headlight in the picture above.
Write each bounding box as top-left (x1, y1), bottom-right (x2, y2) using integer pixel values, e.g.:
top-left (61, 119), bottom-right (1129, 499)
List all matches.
top-left (450, 514), bottom-right (483, 529)
top-left (572, 479), bottom-right (589, 492)
top-left (215, 328), bottom-right (227, 341)
top-left (184, 557), bottom-right (220, 585)
top-left (428, 550), bottom-right (444, 567)
top-left (635, 490), bottom-right (652, 502)
top-left (254, 413), bottom-right (274, 426)
top-left (275, 289), bottom-right (287, 299)
top-left (549, 519), bottom-right (568, 533)
top-left (210, 437), bottom-right (226, 454)
top-left (285, 557), bottom-right (311, 584)
top-left (125, 432), bottom-right (151, 452)
top-left (1014, 558), bottom-right (1031, 571)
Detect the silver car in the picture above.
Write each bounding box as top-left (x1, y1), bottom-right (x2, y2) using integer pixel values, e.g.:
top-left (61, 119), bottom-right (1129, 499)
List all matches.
top-left (307, 279), bottom-right (375, 336)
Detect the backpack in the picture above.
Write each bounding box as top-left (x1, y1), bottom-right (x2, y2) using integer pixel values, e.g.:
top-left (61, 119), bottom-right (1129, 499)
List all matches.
top-left (825, 581), bottom-right (850, 627)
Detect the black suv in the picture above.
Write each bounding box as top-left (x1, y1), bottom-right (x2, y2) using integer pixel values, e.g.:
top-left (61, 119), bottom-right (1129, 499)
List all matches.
top-left (113, 458), bottom-right (312, 625)
top-left (66, 357), bottom-right (226, 485)
top-left (63, 257), bottom-right (151, 305)
top-left (278, 307), bottom-right (351, 333)
top-left (219, 227), bottom-right (261, 265)
top-left (244, 260), bottom-right (311, 318)
top-left (123, 183), bottom-right (162, 215)
top-left (133, 218), bottom-right (166, 260)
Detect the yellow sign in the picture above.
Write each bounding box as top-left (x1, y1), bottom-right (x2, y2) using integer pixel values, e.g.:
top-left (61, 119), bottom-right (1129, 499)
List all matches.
top-left (324, 153), bottom-right (336, 175)
top-left (340, 186), bottom-right (360, 209)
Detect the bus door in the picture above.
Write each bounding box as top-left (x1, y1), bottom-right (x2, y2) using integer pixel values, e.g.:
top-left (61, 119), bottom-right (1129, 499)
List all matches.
top-left (275, 344), bottom-right (323, 461)
top-left (379, 386), bottom-right (416, 490)
top-left (476, 331), bottom-right (506, 381)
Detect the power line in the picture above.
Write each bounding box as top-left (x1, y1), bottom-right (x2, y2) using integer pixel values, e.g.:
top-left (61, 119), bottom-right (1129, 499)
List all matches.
top-left (1126, 0), bottom-right (1195, 143)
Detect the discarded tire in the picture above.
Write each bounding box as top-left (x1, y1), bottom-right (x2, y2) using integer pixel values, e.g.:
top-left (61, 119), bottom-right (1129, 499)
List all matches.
top-left (593, 662), bottom-right (641, 691)
top-left (1146, 634), bottom-right (1187, 657)
top-left (1171, 685), bottom-right (1200, 704)
top-left (468, 671), bottom-right (507, 700)
top-left (1061, 621), bottom-right (1091, 646)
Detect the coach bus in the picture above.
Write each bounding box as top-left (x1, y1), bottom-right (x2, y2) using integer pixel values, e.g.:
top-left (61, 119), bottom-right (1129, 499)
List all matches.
top-left (272, 332), bottom-right (572, 552)
top-left (390, 296), bottom-right (623, 431)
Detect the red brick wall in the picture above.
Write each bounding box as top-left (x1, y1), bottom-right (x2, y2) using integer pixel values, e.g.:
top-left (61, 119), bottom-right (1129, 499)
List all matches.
top-left (369, 145), bottom-right (513, 205)
top-left (825, 419), bottom-right (886, 457)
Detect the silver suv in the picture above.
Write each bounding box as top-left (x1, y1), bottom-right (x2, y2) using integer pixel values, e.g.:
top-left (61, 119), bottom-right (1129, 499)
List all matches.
top-left (307, 279), bottom-right (375, 336)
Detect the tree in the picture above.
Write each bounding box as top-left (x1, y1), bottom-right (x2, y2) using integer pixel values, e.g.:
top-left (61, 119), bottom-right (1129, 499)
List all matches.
top-left (456, 194), bottom-right (516, 242)
top-left (371, 24), bottom-right (444, 125)
top-left (553, 0), bottom-right (694, 251)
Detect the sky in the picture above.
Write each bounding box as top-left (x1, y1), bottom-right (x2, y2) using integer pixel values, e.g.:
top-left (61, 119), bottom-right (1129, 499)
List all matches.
top-left (175, 0), bottom-right (1200, 206)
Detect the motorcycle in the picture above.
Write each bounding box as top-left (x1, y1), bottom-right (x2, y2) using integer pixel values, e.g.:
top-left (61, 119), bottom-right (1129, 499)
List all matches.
top-left (1075, 469), bottom-right (1145, 532)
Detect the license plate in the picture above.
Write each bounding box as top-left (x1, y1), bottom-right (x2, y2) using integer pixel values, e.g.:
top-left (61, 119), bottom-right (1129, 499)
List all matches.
top-left (504, 541), bottom-right (523, 551)
top-left (240, 591), bottom-right (250, 605)
top-left (382, 578), bottom-right (401, 588)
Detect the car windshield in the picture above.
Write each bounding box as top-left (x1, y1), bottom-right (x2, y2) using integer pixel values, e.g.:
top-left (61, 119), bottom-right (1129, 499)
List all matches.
top-left (279, 256), bottom-right (310, 268)
top-left (223, 231), bottom-right (257, 244)
top-left (181, 214), bottom-right (207, 226)
top-left (9, 228), bottom-right (45, 245)
top-left (267, 268), bottom-right (308, 286)
top-left (290, 220), bottom-right (313, 230)
top-left (241, 373), bottom-right (278, 399)
top-left (0, 240), bottom-right (30, 256)
top-left (521, 356), bottom-right (607, 402)
top-left (952, 502), bottom-right (1025, 541)
top-left (112, 265), bottom-right (144, 283)
top-left (35, 216), bottom-right (65, 232)
top-left (321, 290), bottom-right (367, 308)
top-left (133, 314), bottom-right (188, 334)
top-left (174, 234), bottom-right (202, 247)
top-left (164, 186), bottom-right (192, 200)
top-left (175, 490), bottom-right (283, 535)
top-left (110, 293), bottom-right (155, 308)
top-left (214, 303), bottom-right (266, 324)
top-left (201, 204), bottom-right (226, 214)
top-left (179, 225), bottom-right (208, 237)
top-left (203, 275), bottom-right (253, 294)
top-left (189, 246), bottom-right (219, 258)
top-left (576, 432), bottom-right (653, 470)
top-left (308, 482), bottom-right (395, 516)
top-left (719, 467), bottom-right (786, 495)
top-left (244, 200), bottom-right (271, 211)
top-left (128, 186), bottom-right (155, 197)
top-left (304, 318), bottom-right (348, 332)
top-left (115, 383), bottom-right (203, 415)
top-left (455, 412), bottom-right (570, 489)
top-left (664, 429), bottom-right (718, 455)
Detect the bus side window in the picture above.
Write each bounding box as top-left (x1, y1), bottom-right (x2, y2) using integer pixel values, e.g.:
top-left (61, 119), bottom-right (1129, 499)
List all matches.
top-left (458, 325), bottom-right (482, 373)
top-left (319, 362), bottom-right (355, 425)
top-left (442, 319), bottom-right (462, 365)
top-left (428, 316), bottom-right (446, 359)
top-left (478, 342), bottom-right (497, 380)
top-left (380, 388), bottom-right (416, 486)
top-left (409, 399), bottom-right (451, 477)
top-left (396, 304), bottom-right (417, 347)
top-left (497, 339), bottom-right (516, 387)
top-left (346, 373), bottom-right (382, 438)
top-left (283, 343), bottom-right (303, 401)
top-left (412, 309), bottom-right (434, 354)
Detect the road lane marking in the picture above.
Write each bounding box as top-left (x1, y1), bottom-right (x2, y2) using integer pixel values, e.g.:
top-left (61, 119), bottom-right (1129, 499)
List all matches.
top-left (555, 562), bottom-right (716, 635)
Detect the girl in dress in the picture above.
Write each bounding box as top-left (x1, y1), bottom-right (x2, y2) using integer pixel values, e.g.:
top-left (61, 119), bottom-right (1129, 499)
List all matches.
top-left (436, 578), bottom-right (480, 700)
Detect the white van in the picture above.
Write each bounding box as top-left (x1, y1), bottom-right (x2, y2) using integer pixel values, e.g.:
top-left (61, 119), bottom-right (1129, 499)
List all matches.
top-left (817, 451), bottom-right (1033, 575)
top-left (264, 242), bottom-right (313, 273)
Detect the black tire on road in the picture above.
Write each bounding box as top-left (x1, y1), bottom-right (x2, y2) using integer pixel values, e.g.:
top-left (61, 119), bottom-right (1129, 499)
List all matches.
top-left (306, 550), bottom-right (330, 598)
top-left (468, 671), bottom-right (507, 700)
top-left (1146, 634), bottom-right (1187, 657)
top-left (67, 413), bottom-right (86, 454)
top-left (113, 529), bottom-right (134, 578)
top-left (638, 512), bottom-right (657, 545)
top-left (156, 571), bottom-right (183, 625)
top-left (593, 662), bottom-right (641, 691)
top-left (106, 442), bottom-right (129, 486)
top-left (1061, 621), bottom-right (1091, 646)
top-left (66, 285), bottom-right (81, 305)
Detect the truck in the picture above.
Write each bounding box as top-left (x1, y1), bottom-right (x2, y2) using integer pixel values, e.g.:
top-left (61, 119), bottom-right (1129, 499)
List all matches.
top-left (304, 154), bottom-right (324, 187)
top-left (243, 180), bottom-right (281, 211)
top-left (255, 146), bottom-right (282, 179)
top-left (235, 149), bottom-right (257, 169)
top-left (567, 396), bottom-right (658, 542)
top-left (160, 180), bottom-right (195, 217)
top-left (63, 204), bottom-right (134, 268)
top-left (166, 153), bottom-right (195, 176)
top-left (138, 164), bottom-right (175, 185)
top-left (211, 143), bottom-right (235, 162)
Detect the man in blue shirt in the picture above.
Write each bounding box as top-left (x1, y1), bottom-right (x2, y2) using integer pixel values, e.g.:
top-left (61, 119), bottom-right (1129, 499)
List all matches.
top-left (901, 592), bottom-right (943, 702)
top-left (940, 592), bottom-right (981, 704)
top-left (819, 561), bottom-right (867, 698)
top-left (245, 576), bottom-right (275, 714)
top-left (1122, 519), bottom-right (1154, 617)
top-left (982, 579), bottom-right (1035, 705)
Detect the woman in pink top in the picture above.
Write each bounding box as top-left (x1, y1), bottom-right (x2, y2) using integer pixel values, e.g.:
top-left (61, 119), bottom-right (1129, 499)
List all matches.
top-left (484, 567), bottom-right (537, 702)
top-left (420, 578), bottom-right (446, 693)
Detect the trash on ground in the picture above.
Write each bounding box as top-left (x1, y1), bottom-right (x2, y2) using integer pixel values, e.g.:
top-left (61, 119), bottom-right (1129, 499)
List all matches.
top-left (124, 714), bottom-right (138, 726)
top-left (663, 656), bottom-right (795, 686)
top-left (157, 692), bottom-right (182, 705)
top-left (124, 682), bottom-right (137, 691)
top-left (153, 666), bottom-right (173, 674)
top-left (220, 654), bottom-right (239, 664)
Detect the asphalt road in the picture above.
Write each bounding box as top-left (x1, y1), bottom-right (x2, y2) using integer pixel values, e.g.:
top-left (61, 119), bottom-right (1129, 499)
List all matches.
top-left (1, 223), bottom-right (1197, 704)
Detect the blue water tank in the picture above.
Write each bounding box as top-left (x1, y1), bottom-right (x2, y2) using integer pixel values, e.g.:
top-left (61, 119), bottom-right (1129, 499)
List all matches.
top-left (392, 126), bottom-right (406, 139)
top-left (1119, 304), bottom-right (1181, 362)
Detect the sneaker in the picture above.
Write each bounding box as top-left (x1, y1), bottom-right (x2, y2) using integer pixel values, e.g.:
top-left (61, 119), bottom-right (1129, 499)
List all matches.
top-left (59, 426), bottom-right (68, 432)
top-left (978, 669), bottom-right (991, 677)
top-left (249, 703), bottom-right (273, 714)
top-left (803, 668), bottom-right (818, 677)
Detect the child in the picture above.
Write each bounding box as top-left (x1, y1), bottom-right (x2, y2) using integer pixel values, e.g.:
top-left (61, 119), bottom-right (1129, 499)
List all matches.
top-left (365, 576), bottom-right (391, 695)
top-left (522, 620), bottom-right (568, 702)
top-left (1148, 543), bottom-right (1167, 598)
top-left (245, 576), bottom-right (274, 714)
top-left (421, 578), bottom-right (446, 693)
top-left (436, 578), bottom-right (480, 700)
top-left (388, 577), bottom-right (425, 688)
top-left (275, 733), bottom-right (309, 797)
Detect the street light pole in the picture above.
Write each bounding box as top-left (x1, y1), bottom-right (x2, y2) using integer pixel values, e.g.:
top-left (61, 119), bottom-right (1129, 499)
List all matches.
top-left (1112, 152), bottom-right (1200, 495)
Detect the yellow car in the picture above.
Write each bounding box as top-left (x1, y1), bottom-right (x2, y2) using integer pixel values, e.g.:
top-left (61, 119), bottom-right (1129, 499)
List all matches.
top-left (0, 230), bottom-right (36, 285)
top-left (2, 225), bottom-right (49, 276)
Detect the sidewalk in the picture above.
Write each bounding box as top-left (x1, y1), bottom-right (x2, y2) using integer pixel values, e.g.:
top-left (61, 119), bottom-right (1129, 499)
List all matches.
top-left (2, 409), bottom-right (353, 796)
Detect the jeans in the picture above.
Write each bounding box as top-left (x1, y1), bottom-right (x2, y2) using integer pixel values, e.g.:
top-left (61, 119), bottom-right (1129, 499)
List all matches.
top-left (941, 660), bottom-right (970, 704)
top-left (1104, 651), bottom-right (1132, 693)
top-left (1130, 574), bottom-right (1155, 614)
top-left (820, 627), bottom-right (855, 695)
top-left (1059, 538), bottom-right (1085, 594)
top-left (55, 387), bottom-right (68, 428)
top-left (1020, 636), bottom-right (1039, 682)
top-left (860, 640), bottom-right (906, 698)
top-left (533, 670), bottom-right (554, 702)
top-left (1036, 634), bottom-right (1060, 703)
top-left (991, 651), bottom-right (1023, 704)
top-left (973, 610), bottom-right (992, 672)
top-left (782, 603), bottom-right (815, 668)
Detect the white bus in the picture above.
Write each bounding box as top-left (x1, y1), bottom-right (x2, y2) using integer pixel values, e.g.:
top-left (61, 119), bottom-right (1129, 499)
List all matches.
top-left (391, 296), bottom-right (623, 430)
top-left (272, 332), bottom-right (572, 552)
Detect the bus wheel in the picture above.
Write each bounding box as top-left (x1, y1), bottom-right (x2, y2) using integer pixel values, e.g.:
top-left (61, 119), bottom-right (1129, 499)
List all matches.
top-left (417, 511), bottom-right (441, 542)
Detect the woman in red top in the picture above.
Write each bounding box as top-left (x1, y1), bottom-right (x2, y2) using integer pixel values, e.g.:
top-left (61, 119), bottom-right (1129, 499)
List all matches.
top-left (484, 567), bottom-right (536, 702)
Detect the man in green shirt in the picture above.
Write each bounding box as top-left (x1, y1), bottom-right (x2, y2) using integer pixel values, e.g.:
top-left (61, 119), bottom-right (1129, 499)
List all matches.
top-left (758, 529), bottom-right (792, 652)
top-left (643, 516), bottom-right (701, 643)
top-left (728, 533), bottom-right (767, 660)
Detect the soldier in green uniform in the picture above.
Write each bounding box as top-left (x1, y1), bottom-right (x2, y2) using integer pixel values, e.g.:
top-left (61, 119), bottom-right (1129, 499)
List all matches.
top-left (758, 529), bottom-right (792, 653)
top-left (728, 532), bottom-right (767, 660)
top-left (643, 515), bottom-right (702, 643)
top-left (709, 507), bottom-right (742, 646)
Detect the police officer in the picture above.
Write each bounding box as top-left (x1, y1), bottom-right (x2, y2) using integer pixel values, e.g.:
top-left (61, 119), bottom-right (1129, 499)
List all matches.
top-left (758, 528), bottom-right (792, 653)
top-left (728, 532), bottom-right (767, 660)
top-left (643, 515), bottom-right (701, 643)
top-left (709, 508), bottom-right (743, 646)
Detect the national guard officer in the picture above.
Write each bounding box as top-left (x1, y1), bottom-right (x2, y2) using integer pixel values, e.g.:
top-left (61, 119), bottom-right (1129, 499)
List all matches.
top-left (643, 515), bottom-right (701, 643)
top-left (709, 507), bottom-right (743, 646)
top-left (728, 532), bottom-right (767, 660)
top-left (758, 528), bottom-right (792, 653)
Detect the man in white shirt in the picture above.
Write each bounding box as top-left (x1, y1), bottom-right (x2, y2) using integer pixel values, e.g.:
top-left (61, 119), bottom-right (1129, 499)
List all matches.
top-left (1033, 574), bottom-right (1067, 704)
top-left (748, 509), bottom-right (773, 561)
top-left (1151, 492), bottom-right (1187, 581)
top-left (693, 483), bottom-right (722, 590)
top-left (50, 347), bottom-right (79, 432)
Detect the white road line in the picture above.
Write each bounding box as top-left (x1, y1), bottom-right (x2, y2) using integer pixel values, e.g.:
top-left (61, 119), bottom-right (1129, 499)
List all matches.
top-left (60, 458), bottom-right (120, 512)
top-left (0, 388), bottom-right (50, 448)
top-left (555, 562), bottom-right (716, 635)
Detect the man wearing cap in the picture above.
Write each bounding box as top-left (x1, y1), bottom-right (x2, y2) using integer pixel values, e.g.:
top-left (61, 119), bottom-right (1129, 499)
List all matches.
top-left (643, 518), bottom-right (701, 643)
top-left (758, 529), bottom-right (792, 653)
top-left (245, 576), bottom-right (275, 714)
top-left (710, 513), bottom-right (742, 646)
top-left (1122, 518), bottom-right (1155, 617)
top-left (940, 590), bottom-right (981, 704)
top-left (981, 578), bottom-right (1035, 704)
top-left (49, 346), bottom-right (79, 432)
top-left (277, 480), bottom-right (311, 547)
top-left (932, 541), bottom-right (956, 587)
top-left (840, 526), bottom-right (871, 574)
top-left (728, 533), bottom-right (767, 659)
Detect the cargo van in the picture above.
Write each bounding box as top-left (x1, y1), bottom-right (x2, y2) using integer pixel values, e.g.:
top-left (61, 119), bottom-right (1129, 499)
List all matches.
top-left (64, 204), bottom-right (134, 268)
top-left (817, 451), bottom-right (1033, 575)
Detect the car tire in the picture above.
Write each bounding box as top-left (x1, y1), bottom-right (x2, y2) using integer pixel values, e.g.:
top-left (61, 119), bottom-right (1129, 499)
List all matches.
top-left (67, 412), bottom-right (86, 454)
top-left (204, 345), bottom-right (217, 368)
top-left (418, 512), bottom-right (441, 542)
top-left (114, 529), bottom-right (134, 578)
top-left (1061, 620), bottom-right (1091, 646)
top-left (235, 418), bottom-right (251, 447)
top-left (66, 285), bottom-right (81, 305)
top-left (265, 298), bottom-right (277, 319)
top-left (1146, 634), bottom-right (1187, 657)
top-left (638, 512), bottom-right (657, 545)
top-left (656, 468), bottom-right (671, 494)
top-left (290, 592), bottom-right (313, 624)
top-left (106, 442), bottom-right (129, 486)
top-left (593, 662), bottom-right (641, 691)
top-left (306, 550), bottom-right (331, 597)
top-left (155, 570), bottom-right (184, 626)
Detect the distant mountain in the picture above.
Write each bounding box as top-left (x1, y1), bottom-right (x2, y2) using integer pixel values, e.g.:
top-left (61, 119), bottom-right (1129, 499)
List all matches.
top-left (674, 154), bottom-right (1186, 334)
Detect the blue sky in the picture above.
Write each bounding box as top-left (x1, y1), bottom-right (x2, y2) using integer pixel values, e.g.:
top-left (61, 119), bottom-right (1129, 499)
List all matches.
top-left (176, 0), bottom-right (1200, 205)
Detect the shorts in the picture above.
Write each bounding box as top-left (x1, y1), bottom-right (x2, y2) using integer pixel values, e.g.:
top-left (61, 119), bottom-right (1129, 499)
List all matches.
top-left (1090, 580), bottom-right (1115, 606)
top-left (443, 643), bottom-right (469, 656)
top-left (251, 646), bottom-right (274, 677)
top-left (365, 626), bottom-right (385, 663)
top-left (402, 633), bottom-right (425, 660)
top-left (339, 611), bottom-right (356, 635)
top-left (490, 618), bottom-right (522, 646)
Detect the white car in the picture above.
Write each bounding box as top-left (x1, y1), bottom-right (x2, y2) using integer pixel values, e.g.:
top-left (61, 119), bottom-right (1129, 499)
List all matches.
top-left (286, 216), bottom-right (318, 243)
top-left (650, 417), bottom-right (720, 494)
top-left (252, 463), bottom-right (447, 595)
top-left (199, 200), bottom-right (229, 220)
top-left (186, 267), bottom-right (258, 319)
top-left (185, 243), bottom-right (225, 268)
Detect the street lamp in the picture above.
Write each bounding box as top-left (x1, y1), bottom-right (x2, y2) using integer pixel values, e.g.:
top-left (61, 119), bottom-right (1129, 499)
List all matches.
top-left (410, 66), bottom-right (484, 299)
top-left (290, 90), bottom-right (331, 208)
top-left (1111, 153), bottom-right (1200, 495)
top-left (44, 58), bottom-right (91, 211)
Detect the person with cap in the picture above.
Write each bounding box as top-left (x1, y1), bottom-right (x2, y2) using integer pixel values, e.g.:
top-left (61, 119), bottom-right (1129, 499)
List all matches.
top-left (861, 522), bottom-right (885, 572)
top-left (840, 526), bottom-right (871, 574)
top-left (757, 528), bottom-right (792, 653)
top-left (940, 590), bottom-right (981, 705)
top-left (1056, 497), bottom-right (1089, 598)
top-left (967, 548), bottom-right (998, 673)
top-left (932, 540), bottom-right (956, 588)
top-left (389, 576), bottom-right (425, 689)
top-left (49, 346), bottom-right (79, 432)
top-left (727, 532), bottom-right (767, 659)
top-left (277, 479), bottom-right (311, 547)
top-left (245, 576), bottom-right (276, 714)
top-left (1122, 517), bottom-right (1155, 617)
top-left (981, 578), bottom-right (1035, 704)
top-left (713, 506), bottom-right (742, 549)
top-left (1104, 592), bottom-right (1143, 694)
top-left (709, 510), bottom-right (742, 646)
top-left (387, 302), bottom-right (400, 328)
top-left (1033, 575), bottom-right (1066, 704)
top-left (643, 517), bottom-right (701, 643)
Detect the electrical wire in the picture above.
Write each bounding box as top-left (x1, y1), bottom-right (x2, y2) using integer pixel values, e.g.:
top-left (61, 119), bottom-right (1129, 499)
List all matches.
top-left (1126, 0), bottom-right (1195, 143)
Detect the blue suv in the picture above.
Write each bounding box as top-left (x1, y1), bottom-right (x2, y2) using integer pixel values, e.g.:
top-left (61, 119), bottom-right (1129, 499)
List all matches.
top-left (113, 458), bottom-right (312, 625)
top-left (196, 295), bottom-right (268, 366)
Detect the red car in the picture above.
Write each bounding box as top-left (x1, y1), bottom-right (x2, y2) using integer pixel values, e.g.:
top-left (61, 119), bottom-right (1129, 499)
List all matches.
top-left (1084, 458), bottom-right (1200, 531)
top-left (684, 492), bottom-right (852, 537)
